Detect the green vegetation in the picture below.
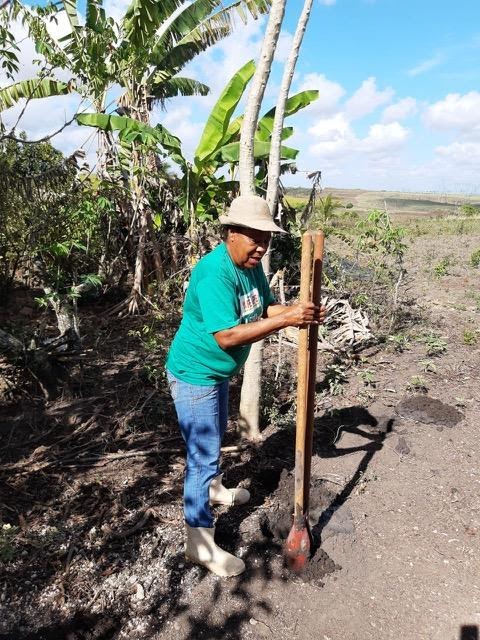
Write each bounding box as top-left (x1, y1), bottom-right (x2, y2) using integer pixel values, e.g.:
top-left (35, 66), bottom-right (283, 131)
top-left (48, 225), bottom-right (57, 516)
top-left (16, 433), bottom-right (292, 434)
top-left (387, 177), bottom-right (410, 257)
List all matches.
top-left (419, 333), bottom-right (448, 356)
top-left (0, 524), bottom-right (18, 562)
top-left (433, 255), bottom-right (455, 277)
top-left (358, 369), bottom-right (377, 387)
top-left (407, 375), bottom-right (428, 393)
top-left (469, 249), bottom-right (480, 267)
top-left (460, 204), bottom-right (480, 217)
top-left (463, 330), bottom-right (478, 346)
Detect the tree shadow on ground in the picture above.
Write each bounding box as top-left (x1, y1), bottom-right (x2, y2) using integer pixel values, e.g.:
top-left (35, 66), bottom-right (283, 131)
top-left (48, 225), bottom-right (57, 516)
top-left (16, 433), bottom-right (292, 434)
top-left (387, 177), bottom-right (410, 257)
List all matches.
top-left (1, 334), bottom-right (395, 640)
top-left (139, 404), bottom-right (394, 640)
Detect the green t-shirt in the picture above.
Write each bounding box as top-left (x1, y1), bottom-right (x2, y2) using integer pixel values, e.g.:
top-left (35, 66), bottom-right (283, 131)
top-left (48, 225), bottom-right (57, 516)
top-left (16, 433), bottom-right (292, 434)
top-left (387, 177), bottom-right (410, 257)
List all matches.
top-left (166, 242), bottom-right (275, 385)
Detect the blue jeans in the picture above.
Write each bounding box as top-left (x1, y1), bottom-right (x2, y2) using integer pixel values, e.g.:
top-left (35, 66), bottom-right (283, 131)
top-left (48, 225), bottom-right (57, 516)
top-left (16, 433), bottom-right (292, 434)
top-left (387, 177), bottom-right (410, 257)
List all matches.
top-left (166, 370), bottom-right (229, 528)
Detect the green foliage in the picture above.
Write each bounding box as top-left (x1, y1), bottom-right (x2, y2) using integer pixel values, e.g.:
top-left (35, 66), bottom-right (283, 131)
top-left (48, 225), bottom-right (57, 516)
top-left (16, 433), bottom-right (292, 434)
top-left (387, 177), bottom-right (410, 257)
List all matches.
top-left (322, 363), bottom-right (348, 396)
top-left (0, 523), bottom-right (18, 562)
top-left (0, 4), bottom-right (20, 82)
top-left (128, 322), bottom-right (165, 386)
top-left (419, 333), bottom-right (447, 356)
top-left (358, 368), bottom-right (377, 387)
top-left (356, 209), bottom-right (406, 265)
top-left (407, 375), bottom-right (428, 393)
top-left (309, 194), bottom-right (355, 234)
top-left (463, 329), bottom-right (478, 346)
top-left (388, 333), bottom-right (410, 352)
top-left (420, 359), bottom-right (437, 373)
top-left (433, 255), bottom-right (454, 277)
top-left (460, 204), bottom-right (480, 217)
top-left (469, 249), bottom-right (480, 267)
top-left (0, 136), bottom-right (114, 299)
top-left (0, 79), bottom-right (72, 111)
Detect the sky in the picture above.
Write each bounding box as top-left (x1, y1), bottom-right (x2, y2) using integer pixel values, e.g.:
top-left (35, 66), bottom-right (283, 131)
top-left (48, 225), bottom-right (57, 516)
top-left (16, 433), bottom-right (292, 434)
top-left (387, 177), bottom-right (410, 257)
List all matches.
top-left (2, 0), bottom-right (480, 194)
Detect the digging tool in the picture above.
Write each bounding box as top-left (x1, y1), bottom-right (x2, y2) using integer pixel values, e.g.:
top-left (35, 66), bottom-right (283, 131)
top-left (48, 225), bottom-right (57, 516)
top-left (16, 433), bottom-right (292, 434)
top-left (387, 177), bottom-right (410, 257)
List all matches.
top-left (304, 232), bottom-right (325, 510)
top-left (284, 231), bottom-right (324, 573)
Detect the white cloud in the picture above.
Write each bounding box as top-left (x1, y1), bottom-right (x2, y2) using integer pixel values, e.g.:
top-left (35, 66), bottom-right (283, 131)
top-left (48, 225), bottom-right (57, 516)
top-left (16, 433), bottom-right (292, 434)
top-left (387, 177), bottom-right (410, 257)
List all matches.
top-left (407, 54), bottom-right (444, 77)
top-left (298, 72), bottom-right (345, 115)
top-left (434, 141), bottom-right (480, 166)
top-left (344, 77), bottom-right (394, 120)
top-left (424, 91), bottom-right (480, 135)
top-left (359, 122), bottom-right (409, 156)
top-left (307, 114), bottom-right (354, 159)
top-left (307, 113), bottom-right (409, 165)
top-left (381, 97), bottom-right (417, 123)
top-left (308, 113), bottom-right (350, 141)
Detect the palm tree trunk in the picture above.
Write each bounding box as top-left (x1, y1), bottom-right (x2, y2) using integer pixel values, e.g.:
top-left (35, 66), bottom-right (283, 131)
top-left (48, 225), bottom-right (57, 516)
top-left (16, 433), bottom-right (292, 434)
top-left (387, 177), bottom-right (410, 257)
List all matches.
top-left (239, 0), bottom-right (313, 440)
top-left (238, 0), bottom-right (287, 440)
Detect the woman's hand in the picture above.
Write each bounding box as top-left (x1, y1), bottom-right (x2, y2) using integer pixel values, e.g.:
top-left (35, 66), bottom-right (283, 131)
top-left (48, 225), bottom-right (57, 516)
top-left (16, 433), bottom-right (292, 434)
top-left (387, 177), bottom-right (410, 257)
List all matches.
top-left (280, 302), bottom-right (326, 328)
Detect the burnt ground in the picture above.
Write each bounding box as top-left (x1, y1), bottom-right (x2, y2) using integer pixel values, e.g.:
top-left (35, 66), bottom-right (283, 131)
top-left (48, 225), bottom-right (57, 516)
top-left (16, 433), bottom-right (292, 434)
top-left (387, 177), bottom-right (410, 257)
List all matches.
top-left (1, 231), bottom-right (480, 640)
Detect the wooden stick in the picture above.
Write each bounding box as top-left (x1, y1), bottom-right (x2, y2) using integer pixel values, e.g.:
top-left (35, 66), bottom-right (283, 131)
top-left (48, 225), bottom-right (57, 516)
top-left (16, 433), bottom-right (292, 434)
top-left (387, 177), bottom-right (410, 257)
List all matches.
top-left (293, 232), bottom-right (312, 527)
top-left (303, 231), bottom-right (324, 513)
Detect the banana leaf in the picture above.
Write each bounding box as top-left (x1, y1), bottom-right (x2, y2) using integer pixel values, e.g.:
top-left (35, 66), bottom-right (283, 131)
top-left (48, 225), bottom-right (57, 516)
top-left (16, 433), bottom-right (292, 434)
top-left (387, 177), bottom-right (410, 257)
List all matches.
top-left (0, 79), bottom-right (72, 111)
top-left (219, 140), bottom-right (298, 163)
top-left (194, 59), bottom-right (255, 165)
top-left (256, 90), bottom-right (319, 142)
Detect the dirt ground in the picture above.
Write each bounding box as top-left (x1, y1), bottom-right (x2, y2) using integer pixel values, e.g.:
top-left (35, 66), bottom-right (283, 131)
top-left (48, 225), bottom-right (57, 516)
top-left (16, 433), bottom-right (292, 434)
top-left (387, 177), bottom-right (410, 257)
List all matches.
top-left (0, 230), bottom-right (479, 640)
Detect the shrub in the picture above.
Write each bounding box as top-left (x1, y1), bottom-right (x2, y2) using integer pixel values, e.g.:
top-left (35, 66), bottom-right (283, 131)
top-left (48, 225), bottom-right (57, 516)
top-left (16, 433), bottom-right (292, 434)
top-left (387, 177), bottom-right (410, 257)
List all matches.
top-left (470, 249), bottom-right (480, 268)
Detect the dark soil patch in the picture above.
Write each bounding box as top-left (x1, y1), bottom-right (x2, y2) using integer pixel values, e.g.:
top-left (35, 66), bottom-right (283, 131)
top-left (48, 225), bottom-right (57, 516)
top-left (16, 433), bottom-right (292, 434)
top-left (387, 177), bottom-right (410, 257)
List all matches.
top-left (396, 395), bottom-right (463, 427)
top-left (259, 469), bottom-right (339, 586)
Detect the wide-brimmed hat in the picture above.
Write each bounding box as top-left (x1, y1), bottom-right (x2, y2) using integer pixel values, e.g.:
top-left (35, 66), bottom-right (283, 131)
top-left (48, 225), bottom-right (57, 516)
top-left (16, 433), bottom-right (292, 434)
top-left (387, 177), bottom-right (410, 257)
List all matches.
top-left (219, 195), bottom-right (287, 234)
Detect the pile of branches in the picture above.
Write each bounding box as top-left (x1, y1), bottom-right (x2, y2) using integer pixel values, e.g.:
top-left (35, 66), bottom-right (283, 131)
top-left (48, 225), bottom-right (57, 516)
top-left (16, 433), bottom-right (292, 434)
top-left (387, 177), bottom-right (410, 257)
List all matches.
top-left (282, 296), bottom-right (372, 353)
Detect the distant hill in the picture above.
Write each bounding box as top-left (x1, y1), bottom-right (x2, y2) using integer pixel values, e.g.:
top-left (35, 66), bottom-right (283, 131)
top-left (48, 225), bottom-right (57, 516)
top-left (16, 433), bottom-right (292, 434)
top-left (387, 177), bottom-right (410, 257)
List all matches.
top-left (285, 187), bottom-right (480, 218)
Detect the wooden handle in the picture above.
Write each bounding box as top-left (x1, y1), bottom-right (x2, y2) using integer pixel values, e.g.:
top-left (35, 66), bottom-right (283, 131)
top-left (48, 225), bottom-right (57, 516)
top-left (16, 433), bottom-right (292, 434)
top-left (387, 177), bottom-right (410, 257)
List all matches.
top-left (293, 232), bottom-right (312, 526)
top-left (303, 231), bottom-right (324, 513)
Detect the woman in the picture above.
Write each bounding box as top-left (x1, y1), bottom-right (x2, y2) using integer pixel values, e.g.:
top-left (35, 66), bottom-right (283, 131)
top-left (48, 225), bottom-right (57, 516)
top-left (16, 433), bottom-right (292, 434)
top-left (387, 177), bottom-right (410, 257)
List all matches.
top-left (166, 195), bottom-right (324, 577)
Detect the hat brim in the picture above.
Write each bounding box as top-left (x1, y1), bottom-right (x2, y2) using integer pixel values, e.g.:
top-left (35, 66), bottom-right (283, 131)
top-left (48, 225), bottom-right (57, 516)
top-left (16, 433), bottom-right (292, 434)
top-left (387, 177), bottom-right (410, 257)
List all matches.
top-left (218, 215), bottom-right (287, 234)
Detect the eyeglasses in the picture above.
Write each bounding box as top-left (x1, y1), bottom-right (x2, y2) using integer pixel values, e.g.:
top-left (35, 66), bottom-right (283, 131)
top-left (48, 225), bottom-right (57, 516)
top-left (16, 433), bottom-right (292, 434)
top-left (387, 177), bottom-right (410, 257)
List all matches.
top-left (236, 227), bottom-right (271, 246)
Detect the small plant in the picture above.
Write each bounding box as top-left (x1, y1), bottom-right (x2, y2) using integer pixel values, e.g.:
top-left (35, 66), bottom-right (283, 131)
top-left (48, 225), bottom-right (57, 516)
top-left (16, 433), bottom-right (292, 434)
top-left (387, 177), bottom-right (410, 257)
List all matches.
top-left (463, 330), bottom-right (478, 346)
top-left (323, 363), bottom-right (348, 396)
top-left (358, 369), bottom-right (377, 387)
top-left (0, 523), bottom-right (18, 562)
top-left (433, 255), bottom-right (454, 277)
top-left (420, 359), bottom-right (437, 373)
top-left (470, 249), bottom-right (480, 268)
top-left (419, 333), bottom-right (447, 356)
top-left (460, 204), bottom-right (480, 217)
top-left (388, 333), bottom-right (410, 352)
top-left (128, 324), bottom-right (163, 354)
top-left (407, 375), bottom-right (428, 393)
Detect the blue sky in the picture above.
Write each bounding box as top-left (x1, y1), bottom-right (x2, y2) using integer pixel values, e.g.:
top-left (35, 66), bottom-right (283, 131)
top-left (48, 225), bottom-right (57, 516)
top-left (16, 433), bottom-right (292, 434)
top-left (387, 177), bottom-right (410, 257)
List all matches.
top-left (3, 0), bottom-right (480, 193)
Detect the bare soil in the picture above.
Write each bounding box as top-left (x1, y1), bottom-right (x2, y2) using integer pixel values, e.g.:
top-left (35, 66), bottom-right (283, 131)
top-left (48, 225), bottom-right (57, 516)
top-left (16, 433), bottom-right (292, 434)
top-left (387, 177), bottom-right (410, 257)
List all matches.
top-left (1, 230), bottom-right (479, 640)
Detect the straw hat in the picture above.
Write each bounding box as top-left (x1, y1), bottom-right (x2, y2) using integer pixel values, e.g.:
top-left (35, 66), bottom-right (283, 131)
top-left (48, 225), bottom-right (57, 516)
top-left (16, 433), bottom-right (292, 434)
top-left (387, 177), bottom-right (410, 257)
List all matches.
top-left (219, 195), bottom-right (287, 233)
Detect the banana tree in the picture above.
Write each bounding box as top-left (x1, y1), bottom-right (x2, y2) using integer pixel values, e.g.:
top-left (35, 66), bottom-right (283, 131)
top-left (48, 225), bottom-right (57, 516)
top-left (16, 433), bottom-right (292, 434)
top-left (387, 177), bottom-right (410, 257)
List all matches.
top-left (180, 60), bottom-right (318, 230)
top-left (0, 0), bottom-right (273, 313)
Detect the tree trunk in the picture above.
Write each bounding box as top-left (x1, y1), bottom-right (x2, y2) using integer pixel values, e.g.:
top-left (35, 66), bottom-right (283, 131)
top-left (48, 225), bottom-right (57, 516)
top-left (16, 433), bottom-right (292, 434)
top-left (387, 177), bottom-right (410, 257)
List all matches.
top-left (266, 0), bottom-right (314, 216)
top-left (117, 86), bottom-right (165, 312)
top-left (238, 0), bottom-right (287, 439)
top-left (239, 0), bottom-right (314, 440)
top-left (238, 0), bottom-right (286, 195)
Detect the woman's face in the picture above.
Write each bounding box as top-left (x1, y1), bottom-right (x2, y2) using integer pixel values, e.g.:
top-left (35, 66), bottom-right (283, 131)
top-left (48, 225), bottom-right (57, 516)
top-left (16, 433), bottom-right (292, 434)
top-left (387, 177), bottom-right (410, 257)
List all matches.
top-left (227, 227), bottom-right (272, 269)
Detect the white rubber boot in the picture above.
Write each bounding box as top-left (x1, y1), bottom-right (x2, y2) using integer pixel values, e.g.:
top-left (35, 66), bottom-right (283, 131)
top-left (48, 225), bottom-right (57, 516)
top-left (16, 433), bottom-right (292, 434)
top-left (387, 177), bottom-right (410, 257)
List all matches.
top-left (185, 525), bottom-right (245, 577)
top-left (209, 474), bottom-right (250, 506)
